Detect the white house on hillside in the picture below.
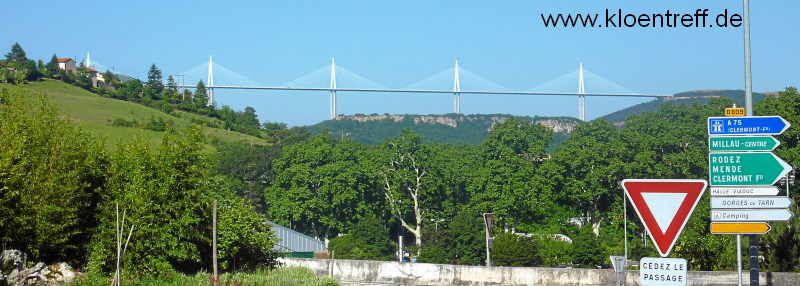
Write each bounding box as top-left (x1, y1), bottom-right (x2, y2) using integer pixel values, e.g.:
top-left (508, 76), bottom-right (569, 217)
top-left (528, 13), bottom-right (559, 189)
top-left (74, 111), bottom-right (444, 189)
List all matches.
top-left (56, 58), bottom-right (76, 72)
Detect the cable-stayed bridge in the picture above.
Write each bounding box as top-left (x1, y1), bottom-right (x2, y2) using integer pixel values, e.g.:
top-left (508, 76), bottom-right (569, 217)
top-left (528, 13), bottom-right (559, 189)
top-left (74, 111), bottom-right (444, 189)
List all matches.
top-left (88, 55), bottom-right (669, 121)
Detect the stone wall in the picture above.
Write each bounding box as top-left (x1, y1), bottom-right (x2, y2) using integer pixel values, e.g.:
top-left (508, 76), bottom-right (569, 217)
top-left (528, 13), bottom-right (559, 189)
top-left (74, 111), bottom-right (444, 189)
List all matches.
top-left (278, 257), bottom-right (800, 286)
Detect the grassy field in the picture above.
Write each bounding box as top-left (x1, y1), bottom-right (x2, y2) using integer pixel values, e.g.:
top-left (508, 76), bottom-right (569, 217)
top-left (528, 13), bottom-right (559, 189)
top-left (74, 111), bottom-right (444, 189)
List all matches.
top-left (1, 80), bottom-right (266, 150)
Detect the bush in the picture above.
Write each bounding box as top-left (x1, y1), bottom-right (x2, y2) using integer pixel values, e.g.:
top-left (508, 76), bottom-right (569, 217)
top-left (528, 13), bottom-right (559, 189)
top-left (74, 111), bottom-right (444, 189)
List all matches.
top-left (0, 88), bottom-right (107, 265)
top-left (143, 116), bottom-right (168, 132)
top-left (418, 211), bottom-right (485, 265)
top-left (327, 215), bottom-right (394, 261)
top-left (110, 117), bottom-right (136, 127)
top-left (491, 232), bottom-right (539, 267)
top-left (535, 235), bottom-right (574, 267)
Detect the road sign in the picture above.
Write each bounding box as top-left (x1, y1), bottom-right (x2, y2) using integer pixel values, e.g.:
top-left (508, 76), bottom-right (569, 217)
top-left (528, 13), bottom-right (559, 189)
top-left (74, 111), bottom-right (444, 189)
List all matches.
top-left (710, 186), bottom-right (780, 196)
top-left (711, 222), bottom-right (771, 234)
top-left (610, 255), bottom-right (627, 286)
top-left (725, 107), bottom-right (745, 117)
top-left (711, 197), bottom-right (793, 209)
top-left (640, 257), bottom-right (687, 286)
top-left (610, 255), bottom-right (626, 270)
top-left (708, 116), bottom-right (790, 136)
top-left (622, 179), bottom-right (706, 257)
top-left (709, 152), bottom-right (792, 186)
top-left (708, 136), bottom-right (780, 152)
top-left (711, 209), bottom-right (794, 222)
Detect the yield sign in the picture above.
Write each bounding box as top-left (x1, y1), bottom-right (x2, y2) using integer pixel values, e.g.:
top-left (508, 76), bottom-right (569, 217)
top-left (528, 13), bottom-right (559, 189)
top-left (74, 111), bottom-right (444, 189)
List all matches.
top-left (622, 179), bottom-right (707, 257)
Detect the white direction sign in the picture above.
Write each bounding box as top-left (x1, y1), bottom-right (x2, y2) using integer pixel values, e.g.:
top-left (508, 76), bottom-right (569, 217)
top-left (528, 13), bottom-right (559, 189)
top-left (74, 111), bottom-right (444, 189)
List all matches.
top-left (711, 209), bottom-right (794, 222)
top-left (640, 257), bottom-right (687, 286)
top-left (710, 186), bottom-right (780, 196)
top-left (711, 197), bottom-right (793, 209)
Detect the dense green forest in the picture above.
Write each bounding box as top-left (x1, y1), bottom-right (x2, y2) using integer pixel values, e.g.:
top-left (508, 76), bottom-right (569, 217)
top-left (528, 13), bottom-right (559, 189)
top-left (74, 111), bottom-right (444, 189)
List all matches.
top-left (307, 114), bottom-right (578, 148)
top-left (2, 41), bottom-right (800, 281)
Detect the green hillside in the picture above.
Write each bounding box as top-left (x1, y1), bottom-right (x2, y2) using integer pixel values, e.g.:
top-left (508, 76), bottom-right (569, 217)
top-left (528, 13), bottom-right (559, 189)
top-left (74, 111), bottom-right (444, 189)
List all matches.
top-left (1, 79), bottom-right (265, 150)
top-left (600, 90), bottom-right (769, 124)
top-left (306, 113), bottom-right (581, 147)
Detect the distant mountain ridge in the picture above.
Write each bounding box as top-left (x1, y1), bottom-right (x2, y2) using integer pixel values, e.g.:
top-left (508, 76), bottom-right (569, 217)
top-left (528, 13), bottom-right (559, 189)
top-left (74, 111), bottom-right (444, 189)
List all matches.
top-left (305, 90), bottom-right (778, 146)
top-left (306, 113), bottom-right (582, 146)
top-left (599, 89), bottom-right (770, 124)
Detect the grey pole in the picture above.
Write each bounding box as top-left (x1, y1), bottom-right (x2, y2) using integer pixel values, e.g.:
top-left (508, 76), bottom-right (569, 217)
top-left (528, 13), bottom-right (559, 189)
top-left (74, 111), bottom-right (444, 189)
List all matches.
top-left (213, 200), bottom-right (218, 279)
top-left (398, 235), bottom-right (403, 262)
top-left (743, 2), bottom-right (758, 285)
top-left (623, 193), bottom-right (628, 286)
top-left (737, 234), bottom-right (742, 286)
top-left (743, 0), bottom-right (753, 116)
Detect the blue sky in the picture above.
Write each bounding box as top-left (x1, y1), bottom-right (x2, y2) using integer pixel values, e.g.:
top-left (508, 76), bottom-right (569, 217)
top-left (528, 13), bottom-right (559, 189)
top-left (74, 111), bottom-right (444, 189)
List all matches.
top-left (3, 1), bottom-right (798, 126)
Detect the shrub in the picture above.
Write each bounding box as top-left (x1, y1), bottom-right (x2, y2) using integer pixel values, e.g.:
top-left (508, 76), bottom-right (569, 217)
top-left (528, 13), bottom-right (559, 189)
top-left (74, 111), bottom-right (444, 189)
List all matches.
top-left (491, 232), bottom-right (539, 267)
top-left (327, 215), bottom-right (394, 261)
top-left (110, 117), bottom-right (136, 127)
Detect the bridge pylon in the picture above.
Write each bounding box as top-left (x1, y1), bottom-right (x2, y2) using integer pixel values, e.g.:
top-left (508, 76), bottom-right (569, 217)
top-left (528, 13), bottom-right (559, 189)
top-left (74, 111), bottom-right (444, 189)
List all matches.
top-left (453, 60), bottom-right (461, 114)
top-left (208, 56), bottom-right (215, 106)
top-left (578, 62), bottom-right (585, 121)
top-left (330, 58), bottom-right (337, 119)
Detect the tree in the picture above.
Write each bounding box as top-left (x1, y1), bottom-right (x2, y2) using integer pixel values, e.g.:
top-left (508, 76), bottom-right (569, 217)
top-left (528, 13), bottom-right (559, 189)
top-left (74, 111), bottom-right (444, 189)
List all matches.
top-left (215, 141), bottom-right (284, 212)
top-left (47, 54), bottom-right (60, 76)
top-left (146, 63), bottom-right (164, 94)
top-left (755, 87), bottom-right (800, 185)
top-left (0, 87), bottom-right (107, 265)
top-left (469, 117), bottom-right (553, 230)
top-left (448, 211), bottom-right (485, 265)
top-left (755, 87), bottom-right (800, 271)
top-left (239, 106), bottom-right (261, 137)
top-left (571, 226), bottom-right (605, 268)
top-left (166, 75), bottom-right (178, 93)
top-left (115, 79), bottom-right (143, 101)
top-left (89, 126), bottom-right (216, 274)
top-left (328, 215), bottom-right (395, 261)
top-left (211, 187), bottom-right (278, 271)
top-left (4, 42), bottom-right (27, 62)
top-left (491, 232), bottom-right (539, 267)
top-left (545, 119), bottom-right (624, 225)
top-left (378, 129), bottom-right (442, 255)
top-left (194, 80), bottom-right (208, 108)
top-left (620, 100), bottom-right (726, 179)
top-left (265, 134), bottom-right (380, 239)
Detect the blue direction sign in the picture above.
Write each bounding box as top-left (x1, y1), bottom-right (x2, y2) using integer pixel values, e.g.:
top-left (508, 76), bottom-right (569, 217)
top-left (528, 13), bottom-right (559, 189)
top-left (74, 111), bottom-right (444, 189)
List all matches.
top-left (708, 116), bottom-right (790, 136)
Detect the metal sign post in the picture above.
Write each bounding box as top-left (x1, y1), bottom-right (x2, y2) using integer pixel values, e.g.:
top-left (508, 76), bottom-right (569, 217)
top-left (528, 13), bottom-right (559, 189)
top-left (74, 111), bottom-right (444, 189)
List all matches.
top-left (610, 256), bottom-right (626, 286)
top-left (483, 213), bottom-right (494, 267)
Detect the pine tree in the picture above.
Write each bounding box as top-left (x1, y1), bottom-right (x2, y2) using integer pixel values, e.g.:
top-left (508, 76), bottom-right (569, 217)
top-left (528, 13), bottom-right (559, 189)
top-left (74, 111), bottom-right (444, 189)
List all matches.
top-left (194, 80), bottom-right (208, 107)
top-left (146, 63), bottom-right (164, 94)
top-left (47, 54), bottom-right (60, 76)
top-left (4, 43), bottom-right (27, 63)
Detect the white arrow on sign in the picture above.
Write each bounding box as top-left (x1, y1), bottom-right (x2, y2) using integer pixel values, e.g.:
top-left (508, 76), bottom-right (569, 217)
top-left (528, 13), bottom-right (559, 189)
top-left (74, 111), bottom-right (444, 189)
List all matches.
top-left (710, 186), bottom-right (780, 196)
top-left (711, 197), bottom-right (793, 209)
top-left (711, 209), bottom-right (794, 222)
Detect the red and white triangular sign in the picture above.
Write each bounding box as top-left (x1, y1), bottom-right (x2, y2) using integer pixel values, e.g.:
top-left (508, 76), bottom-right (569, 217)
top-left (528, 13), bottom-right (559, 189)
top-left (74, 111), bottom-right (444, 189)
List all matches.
top-left (622, 179), bottom-right (707, 257)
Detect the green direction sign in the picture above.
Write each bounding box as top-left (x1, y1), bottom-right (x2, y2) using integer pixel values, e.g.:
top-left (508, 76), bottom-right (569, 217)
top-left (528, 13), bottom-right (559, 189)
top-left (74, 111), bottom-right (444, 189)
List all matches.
top-left (708, 136), bottom-right (780, 152)
top-left (709, 152), bottom-right (792, 186)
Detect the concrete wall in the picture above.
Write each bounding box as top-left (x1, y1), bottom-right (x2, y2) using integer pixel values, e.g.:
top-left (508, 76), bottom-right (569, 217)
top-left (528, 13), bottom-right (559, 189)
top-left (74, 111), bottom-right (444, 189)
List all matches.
top-left (278, 257), bottom-right (800, 286)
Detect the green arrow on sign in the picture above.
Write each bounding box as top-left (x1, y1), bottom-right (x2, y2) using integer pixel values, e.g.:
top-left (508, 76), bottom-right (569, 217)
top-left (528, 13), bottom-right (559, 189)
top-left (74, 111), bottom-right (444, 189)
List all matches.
top-left (709, 136), bottom-right (780, 152)
top-left (709, 152), bottom-right (792, 186)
